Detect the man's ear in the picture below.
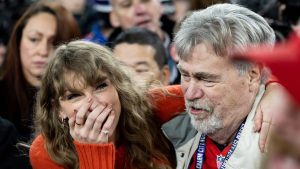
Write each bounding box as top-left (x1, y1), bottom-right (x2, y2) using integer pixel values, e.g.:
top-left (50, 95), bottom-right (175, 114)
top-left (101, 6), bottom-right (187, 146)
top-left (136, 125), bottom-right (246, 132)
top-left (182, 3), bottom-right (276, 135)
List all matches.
top-left (248, 63), bottom-right (262, 92)
top-left (160, 65), bottom-right (171, 85)
top-left (109, 11), bottom-right (120, 28)
top-left (169, 44), bottom-right (179, 63)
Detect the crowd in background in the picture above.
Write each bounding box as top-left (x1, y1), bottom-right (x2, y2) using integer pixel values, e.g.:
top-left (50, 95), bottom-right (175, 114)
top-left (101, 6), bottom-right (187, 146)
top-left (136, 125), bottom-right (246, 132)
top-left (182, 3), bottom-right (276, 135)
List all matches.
top-left (1, 0), bottom-right (299, 67)
top-left (0, 0), bottom-right (299, 169)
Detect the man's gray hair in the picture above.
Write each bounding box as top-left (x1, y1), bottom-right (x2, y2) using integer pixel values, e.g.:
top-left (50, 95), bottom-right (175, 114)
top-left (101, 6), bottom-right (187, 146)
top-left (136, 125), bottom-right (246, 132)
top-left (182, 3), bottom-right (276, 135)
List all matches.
top-left (174, 3), bottom-right (275, 82)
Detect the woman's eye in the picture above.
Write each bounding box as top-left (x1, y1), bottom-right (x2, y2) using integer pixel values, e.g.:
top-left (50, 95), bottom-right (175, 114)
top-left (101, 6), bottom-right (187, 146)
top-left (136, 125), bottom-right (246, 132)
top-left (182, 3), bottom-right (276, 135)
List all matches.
top-left (96, 83), bottom-right (108, 90)
top-left (141, 0), bottom-right (150, 3)
top-left (29, 37), bottom-right (40, 43)
top-left (120, 1), bottom-right (131, 8)
top-left (66, 93), bottom-right (80, 100)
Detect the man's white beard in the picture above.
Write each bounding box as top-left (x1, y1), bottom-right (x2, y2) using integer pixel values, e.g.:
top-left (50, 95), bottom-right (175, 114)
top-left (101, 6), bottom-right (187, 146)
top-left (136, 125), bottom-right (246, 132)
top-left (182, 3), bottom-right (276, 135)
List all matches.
top-left (185, 99), bottom-right (223, 134)
top-left (189, 113), bottom-right (223, 134)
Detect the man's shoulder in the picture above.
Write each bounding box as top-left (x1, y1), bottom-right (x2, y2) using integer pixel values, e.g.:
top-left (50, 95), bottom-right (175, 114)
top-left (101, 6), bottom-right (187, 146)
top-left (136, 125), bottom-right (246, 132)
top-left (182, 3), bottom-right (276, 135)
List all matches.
top-left (162, 112), bottom-right (198, 149)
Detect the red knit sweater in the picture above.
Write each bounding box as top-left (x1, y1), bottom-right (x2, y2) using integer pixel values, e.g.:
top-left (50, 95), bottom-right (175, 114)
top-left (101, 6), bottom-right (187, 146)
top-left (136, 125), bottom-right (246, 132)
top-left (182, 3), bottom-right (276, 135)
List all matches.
top-left (30, 85), bottom-right (184, 169)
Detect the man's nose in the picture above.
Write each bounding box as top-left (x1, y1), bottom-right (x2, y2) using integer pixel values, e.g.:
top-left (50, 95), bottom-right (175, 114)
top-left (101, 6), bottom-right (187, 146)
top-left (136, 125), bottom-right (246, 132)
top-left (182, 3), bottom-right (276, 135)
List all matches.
top-left (134, 2), bottom-right (147, 15)
top-left (184, 81), bottom-right (204, 101)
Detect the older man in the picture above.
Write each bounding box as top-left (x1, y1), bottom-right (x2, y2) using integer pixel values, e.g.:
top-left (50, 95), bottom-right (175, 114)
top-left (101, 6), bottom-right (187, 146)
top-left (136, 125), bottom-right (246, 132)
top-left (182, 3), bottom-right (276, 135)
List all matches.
top-left (162, 3), bottom-right (275, 169)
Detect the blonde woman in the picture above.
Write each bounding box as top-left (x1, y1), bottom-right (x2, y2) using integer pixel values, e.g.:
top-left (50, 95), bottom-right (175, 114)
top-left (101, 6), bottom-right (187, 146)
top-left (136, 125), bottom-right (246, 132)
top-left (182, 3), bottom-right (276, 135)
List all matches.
top-left (30, 40), bottom-right (175, 169)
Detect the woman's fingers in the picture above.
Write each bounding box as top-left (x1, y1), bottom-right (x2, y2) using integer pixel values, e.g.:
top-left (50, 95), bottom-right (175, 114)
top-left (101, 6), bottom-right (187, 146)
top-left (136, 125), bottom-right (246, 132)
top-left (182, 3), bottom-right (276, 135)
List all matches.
top-left (81, 103), bottom-right (107, 140)
top-left (75, 101), bottom-right (92, 125)
top-left (92, 104), bottom-right (112, 133)
top-left (101, 110), bottom-right (115, 134)
top-left (98, 110), bottom-right (115, 142)
top-left (68, 112), bottom-right (76, 138)
top-left (70, 102), bottom-right (114, 143)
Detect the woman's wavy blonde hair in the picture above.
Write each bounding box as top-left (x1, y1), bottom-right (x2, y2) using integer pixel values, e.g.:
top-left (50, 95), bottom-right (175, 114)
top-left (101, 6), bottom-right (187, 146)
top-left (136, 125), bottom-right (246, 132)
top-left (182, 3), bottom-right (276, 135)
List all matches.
top-left (34, 40), bottom-right (174, 169)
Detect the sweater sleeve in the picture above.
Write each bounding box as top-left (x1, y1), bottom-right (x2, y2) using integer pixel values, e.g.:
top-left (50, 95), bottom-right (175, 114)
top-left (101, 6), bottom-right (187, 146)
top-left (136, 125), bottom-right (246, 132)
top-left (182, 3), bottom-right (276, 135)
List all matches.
top-left (30, 135), bottom-right (64, 169)
top-left (149, 85), bottom-right (185, 124)
top-left (30, 135), bottom-right (116, 169)
top-left (74, 141), bottom-right (115, 169)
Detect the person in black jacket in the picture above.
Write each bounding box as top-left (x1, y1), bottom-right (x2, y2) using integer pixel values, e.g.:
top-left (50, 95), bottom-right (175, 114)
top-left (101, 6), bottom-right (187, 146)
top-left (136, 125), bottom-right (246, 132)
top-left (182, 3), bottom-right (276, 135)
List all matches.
top-left (0, 116), bottom-right (31, 169)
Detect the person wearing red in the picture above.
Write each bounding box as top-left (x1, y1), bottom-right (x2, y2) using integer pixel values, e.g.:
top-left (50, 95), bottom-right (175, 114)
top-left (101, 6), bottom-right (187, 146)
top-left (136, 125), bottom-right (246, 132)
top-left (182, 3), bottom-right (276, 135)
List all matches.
top-left (162, 3), bottom-right (277, 169)
top-left (29, 40), bottom-right (175, 169)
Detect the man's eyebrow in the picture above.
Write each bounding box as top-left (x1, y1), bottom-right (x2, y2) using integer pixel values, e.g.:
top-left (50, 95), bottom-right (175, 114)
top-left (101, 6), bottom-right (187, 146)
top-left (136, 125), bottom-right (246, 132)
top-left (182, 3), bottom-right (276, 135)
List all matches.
top-left (135, 61), bottom-right (150, 67)
top-left (177, 64), bottom-right (220, 80)
top-left (119, 61), bottom-right (150, 67)
top-left (193, 72), bottom-right (220, 80)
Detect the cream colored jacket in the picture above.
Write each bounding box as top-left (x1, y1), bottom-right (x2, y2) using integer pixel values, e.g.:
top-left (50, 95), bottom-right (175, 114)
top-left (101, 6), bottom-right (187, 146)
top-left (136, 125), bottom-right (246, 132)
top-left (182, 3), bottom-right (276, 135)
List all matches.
top-left (162, 86), bottom-right (266, 169)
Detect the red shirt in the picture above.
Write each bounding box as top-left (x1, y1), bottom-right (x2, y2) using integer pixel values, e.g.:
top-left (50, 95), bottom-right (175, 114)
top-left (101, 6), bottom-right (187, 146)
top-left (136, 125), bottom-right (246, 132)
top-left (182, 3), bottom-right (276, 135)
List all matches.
top-left (189, 137), bottom-right (231, 169)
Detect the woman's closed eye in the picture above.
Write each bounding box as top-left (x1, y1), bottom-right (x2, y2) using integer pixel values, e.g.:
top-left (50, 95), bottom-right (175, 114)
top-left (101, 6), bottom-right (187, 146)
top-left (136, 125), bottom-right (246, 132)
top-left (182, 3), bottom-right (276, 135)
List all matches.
top-left (65, 93), bottom-right (80, 100)
top-left (96, 82), bottom-right (108, 90)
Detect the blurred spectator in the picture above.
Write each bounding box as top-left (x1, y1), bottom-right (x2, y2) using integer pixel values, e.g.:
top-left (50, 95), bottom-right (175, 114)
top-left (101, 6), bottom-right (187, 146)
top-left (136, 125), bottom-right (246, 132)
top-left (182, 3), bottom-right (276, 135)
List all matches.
top-left (189, 0), bottom-right (228, 10)
top-left (168, 0), bottom-right (228, 23)
top-left (0, 1), bottom-right (80, 144)
top-left (109, 0), bottom-right (177, 84)
top-left (112, 28), bottom-right (170, 87)
top-left (84, 0), bottom-right (115, 45)
top-left (0, 116), bottom-right (31, 169)
top-left (54, 0), bottom-right (105, 36)
top-left (0, 0), bottom-right (34, 69)
top-left (236, 34), bottom-right (300, 169)
top-left (232, 0), bottom-right (300, 41)
top-left (46, 2), bottom-right (81, 42)
top-left (55, 0), bottom-right (86, 15)
top-left (109, 0), bottom-right (173, 44)
top-left (279, 0), bottom-right (300, 36)
top-left (230, 0), bottom-right (278, 17)
top-left (169, 0), bottom-right (190, 23)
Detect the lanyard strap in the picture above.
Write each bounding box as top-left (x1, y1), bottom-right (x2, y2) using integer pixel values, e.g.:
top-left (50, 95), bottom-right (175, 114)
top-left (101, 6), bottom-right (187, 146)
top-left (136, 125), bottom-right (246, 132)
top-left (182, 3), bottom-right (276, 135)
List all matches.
top-left (195, 122), bottom-right (245, 169)
top-left (195, 134), bottom-right (206, 169)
